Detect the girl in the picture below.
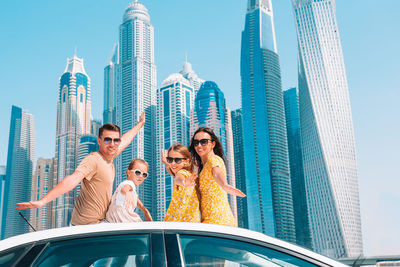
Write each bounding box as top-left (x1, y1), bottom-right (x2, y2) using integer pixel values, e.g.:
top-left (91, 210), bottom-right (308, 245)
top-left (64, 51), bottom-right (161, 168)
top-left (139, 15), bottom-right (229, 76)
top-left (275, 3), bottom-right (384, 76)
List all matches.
top-left (189, 127), bottom-right (245, 227)
top-left (106, 158), bottom-right (152, 223)
top-left (162, 143), bottom-right (200, 223)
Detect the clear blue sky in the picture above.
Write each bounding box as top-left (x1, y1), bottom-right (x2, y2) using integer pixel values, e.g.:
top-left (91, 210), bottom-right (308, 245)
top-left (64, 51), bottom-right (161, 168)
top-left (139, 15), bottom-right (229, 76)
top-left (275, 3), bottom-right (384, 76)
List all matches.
top-left (0, 0), bottom-right (399, 256)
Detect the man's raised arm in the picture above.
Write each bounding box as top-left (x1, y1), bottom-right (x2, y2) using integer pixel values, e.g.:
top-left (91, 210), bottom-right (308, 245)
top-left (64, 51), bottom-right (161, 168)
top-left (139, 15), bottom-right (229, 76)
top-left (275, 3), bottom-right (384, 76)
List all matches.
top-left (116, 111), bottom-right (145, 157)
top-left (16, 171), bottom-right (85, 210)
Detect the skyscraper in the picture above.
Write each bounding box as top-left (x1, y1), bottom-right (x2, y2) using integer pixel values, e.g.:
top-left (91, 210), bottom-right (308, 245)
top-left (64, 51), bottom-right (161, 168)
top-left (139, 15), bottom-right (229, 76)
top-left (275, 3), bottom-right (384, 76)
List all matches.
top-left (240, 0), bottom-right (295, 242)
top-left (191, 81), bottom-right (237, 218)
top-left (231, 109), bottom-right (248, 229)
top-left (179, 57), bottom-right (204, 94)
top-left (155, 73), bottom-right (194, 221)
top-left (77, 135), bottom-right (99, 166)
top-left (283, 88), bottom-right (312, 249)
top-left (0, 166), bottom-right (6, 236)
top-left (103, 44), bottom-right (119, 125)
top-left (292, 0), bottom-right (363, 257)
top-left (1, 106), bottom-right (35, 239)
top-left (54, 54), bottom-right (92, 228)
top-left (30, 158), bottom-right (54, 232)
top-left (118, 1), bottom-right (157, 215)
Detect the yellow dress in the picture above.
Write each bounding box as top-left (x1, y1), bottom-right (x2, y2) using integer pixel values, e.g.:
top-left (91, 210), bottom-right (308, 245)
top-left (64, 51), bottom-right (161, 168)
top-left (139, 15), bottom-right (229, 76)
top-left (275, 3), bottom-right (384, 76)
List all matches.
top-left (199, 154), bottom-right (236, 226)
top-left (164, 169), bottom-right (200, 222)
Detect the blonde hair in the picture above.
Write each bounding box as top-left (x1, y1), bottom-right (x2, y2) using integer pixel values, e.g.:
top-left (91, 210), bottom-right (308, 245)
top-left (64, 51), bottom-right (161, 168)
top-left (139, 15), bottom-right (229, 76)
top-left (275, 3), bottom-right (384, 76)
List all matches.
top-left (128, 158), bottom-right (149, 171)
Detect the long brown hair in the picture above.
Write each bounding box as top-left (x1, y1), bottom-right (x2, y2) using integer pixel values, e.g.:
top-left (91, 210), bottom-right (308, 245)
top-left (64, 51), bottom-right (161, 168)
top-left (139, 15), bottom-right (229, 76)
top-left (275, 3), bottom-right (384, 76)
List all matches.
top-left (189, 127), bottom-right (226, 173)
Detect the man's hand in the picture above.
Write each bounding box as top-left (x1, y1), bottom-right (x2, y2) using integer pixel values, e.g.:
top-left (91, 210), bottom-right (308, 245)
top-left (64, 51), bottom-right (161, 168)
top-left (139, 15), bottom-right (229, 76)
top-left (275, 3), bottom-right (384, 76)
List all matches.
top-left (138, 111), bottom-right (145, 126)
top-left (16, 200), bottom-right (44, 210)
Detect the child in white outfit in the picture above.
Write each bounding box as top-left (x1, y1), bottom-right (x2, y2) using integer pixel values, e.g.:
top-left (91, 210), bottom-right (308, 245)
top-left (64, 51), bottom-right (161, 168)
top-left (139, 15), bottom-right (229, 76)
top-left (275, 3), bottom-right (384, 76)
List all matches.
top-left (106, 159), bottom-right (152, 223)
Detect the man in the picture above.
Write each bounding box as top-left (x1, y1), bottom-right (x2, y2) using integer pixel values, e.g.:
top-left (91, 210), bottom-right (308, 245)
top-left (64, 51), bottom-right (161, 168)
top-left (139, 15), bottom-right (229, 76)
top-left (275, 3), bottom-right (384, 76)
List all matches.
top-left (16, 112), bottom-right (147, 225)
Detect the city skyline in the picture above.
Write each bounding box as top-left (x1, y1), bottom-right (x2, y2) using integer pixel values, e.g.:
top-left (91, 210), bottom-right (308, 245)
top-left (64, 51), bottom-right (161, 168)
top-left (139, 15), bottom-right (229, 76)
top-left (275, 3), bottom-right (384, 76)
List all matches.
top-left (0, 0), bottom-right (399, 256)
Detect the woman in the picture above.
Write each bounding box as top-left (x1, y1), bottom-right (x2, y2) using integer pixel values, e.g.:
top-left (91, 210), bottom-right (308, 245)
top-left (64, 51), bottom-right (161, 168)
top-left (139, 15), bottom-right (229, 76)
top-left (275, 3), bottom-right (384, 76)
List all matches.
top-left (189, 127), bottom-right (245, 227)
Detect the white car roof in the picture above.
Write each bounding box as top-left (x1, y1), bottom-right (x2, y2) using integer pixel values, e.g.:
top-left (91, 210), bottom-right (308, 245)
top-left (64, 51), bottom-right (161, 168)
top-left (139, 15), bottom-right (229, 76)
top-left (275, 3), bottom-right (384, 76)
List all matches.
top-left (0, 222), bottom-right (345, 266)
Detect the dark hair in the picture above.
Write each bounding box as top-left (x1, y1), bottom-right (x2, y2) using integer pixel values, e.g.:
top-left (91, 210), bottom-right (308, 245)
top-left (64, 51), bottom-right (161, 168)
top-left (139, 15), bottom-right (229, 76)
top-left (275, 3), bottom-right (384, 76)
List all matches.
top-left (189, 127), bottom-right (225, 173)
top-left (128, 158), bottom-right (149, 171)
top-left (98, 123), bottom-right (121, 138)
top-left (167, 143), bottom-right (194, 175)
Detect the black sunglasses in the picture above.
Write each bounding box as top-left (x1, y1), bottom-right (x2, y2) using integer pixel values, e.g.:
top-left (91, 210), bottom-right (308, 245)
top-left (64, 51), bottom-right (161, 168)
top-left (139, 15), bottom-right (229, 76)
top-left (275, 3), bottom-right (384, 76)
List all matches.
top-left (129, 169), bottom-right (148, 179)
top-left (166, 157), bottom-right (186, 164)
top-left (103, 137), bottom-right (121, 145)
top-left (193, 139), bottom-right (212, 147)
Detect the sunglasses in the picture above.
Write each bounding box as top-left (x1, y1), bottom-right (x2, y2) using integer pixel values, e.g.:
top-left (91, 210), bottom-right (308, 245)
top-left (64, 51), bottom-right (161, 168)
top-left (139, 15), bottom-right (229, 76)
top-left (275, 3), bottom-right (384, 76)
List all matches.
top-left (102, 137), bottom-right (121, 145)
top-left (166, 157), bottom-right (186, 164)
top-left (193, 139), bottom-right (212, 147)
top-left (129, 169), bottom-right (148, 179)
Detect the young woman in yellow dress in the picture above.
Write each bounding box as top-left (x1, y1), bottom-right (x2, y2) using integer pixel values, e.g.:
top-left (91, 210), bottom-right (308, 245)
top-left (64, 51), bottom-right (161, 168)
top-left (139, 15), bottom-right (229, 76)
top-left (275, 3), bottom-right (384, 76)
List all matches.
top-left (189, 127), bottom-right (246, 227)
top-left (162, 143), bottom-right (200, 223)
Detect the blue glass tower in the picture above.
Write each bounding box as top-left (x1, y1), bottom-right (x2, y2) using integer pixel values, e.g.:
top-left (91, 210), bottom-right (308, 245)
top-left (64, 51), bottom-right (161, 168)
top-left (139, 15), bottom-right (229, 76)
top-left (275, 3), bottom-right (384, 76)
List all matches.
top-left (1, 105), bottom-right (35, 239)
top-left (191, 81), bottom-right (237, 217)
top-left (240, 0), bottom-right (295, 242)
top-left (231, 109), bottom-right (248, 229)
top-left (284, 88), bottom-right (312, 249)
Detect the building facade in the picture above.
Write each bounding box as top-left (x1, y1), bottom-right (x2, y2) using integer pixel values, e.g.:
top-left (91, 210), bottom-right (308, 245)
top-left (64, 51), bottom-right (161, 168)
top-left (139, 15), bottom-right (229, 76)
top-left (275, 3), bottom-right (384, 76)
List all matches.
top-left (30, 158), bottom-right (54, 232)
top-left (191, 81), bottom-right (237, 219)
top-left (292, 0), bottom-right (363, 257)
top-left (1, 106), bottom-right (35, 239)
top-left (103, 44), bottom-right (119, 125)
top-left (284, 88), bottom-right (312, 249)
top-left (231, 109), bottom-right (248, 229)
top-left (118, 1), bottom-right (157, 216)
top-left (155, 73), bottom-right (194, 221)
top-left (179, 58), bottom-right (204, 94)
top-left (53, 55), bottom-right (92, 228)
top-left (240, 0), bottom-right (295, 242)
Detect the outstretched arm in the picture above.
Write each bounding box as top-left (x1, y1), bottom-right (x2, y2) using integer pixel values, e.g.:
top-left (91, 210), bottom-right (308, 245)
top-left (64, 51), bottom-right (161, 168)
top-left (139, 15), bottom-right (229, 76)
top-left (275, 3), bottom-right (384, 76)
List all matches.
top-left (137, 199), bottom-right (153, 221)
top-left (212, 167), bottom-right (246, 197)
top-left (161, 150), bottom-right (174, 176)
top-left (16, 171), bottom-right (85, 210)
top-left (116, 112), bottom-right (145, 157)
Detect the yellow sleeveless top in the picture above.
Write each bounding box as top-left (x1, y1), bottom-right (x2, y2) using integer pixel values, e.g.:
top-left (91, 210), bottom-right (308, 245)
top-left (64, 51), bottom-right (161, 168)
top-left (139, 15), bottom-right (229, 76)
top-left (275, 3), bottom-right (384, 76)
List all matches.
top-left (199, 154), bottom-right (236, 226)
top-left (164, 169), bottom-right (200, 222)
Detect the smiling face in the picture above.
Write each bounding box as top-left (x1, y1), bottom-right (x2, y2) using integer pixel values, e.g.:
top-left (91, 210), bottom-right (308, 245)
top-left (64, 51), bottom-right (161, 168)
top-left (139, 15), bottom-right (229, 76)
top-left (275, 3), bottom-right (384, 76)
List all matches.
top-left (193, 131), bottom-right (215, 161)
top-left (167, 150), bottom-right (188, 175)
top-left (126, 161), bottom-right (149, 186)
top-left (97, 129), bottom-right (120, 160)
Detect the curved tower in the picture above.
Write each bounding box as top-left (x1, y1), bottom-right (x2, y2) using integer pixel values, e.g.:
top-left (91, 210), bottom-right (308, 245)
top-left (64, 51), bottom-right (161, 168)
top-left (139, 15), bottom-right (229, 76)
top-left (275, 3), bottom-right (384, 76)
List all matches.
top-left (240, 0), bottom-right (295, 242)
top-left (118, 1), bottom-right (157, 215)
top-left (54, 54), bottom-right (91, 227)
top-left (292, 0), bottom-right (363, 258)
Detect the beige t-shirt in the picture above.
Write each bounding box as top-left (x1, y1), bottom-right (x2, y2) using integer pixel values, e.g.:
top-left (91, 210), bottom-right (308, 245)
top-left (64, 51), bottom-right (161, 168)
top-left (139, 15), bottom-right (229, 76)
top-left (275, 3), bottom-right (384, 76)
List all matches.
top-left (70, 151), bottom-right (115, 225)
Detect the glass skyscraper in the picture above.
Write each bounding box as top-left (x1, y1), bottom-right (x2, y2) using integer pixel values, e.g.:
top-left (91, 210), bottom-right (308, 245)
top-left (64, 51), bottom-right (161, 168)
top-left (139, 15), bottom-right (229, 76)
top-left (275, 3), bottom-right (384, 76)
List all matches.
top-left (284, 88), bottom-right (312, 249)
top-left (118, 1), bottom-right (157, 216)
top-left (240, 0), bottom-right (295, 242)
top-left (103, 44), bottom-right (119, 125)
top-left (30, 158), bottom-right (54, 232)
top-left (1, 105), bottom-right (35, 239)
top-left (54, 54), bottom-right (92, 228)
top-left (231, 109), bottom-right (248, 229)
top-left (191, 81), bottom-right (237, 218)
top-left (179, 58), bottom-right (204, 95)
top-left (155, 73), bottom-right (194, 221)
top-left (292, 0), bottom-right (363, 258)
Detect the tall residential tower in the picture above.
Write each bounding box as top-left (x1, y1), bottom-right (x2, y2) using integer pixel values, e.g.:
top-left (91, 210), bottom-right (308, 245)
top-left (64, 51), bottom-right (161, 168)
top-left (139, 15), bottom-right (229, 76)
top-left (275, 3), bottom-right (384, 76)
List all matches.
top-left (1, 106), bottom-right (35, 239)
top-left (292, 0), bottom-right (363, 257)
top-left (118, 1), bottom-right (157, 215)
top-left (54, 54), bottom-right (92, 227)
top-left (240, 0), bottom-right (295, 242)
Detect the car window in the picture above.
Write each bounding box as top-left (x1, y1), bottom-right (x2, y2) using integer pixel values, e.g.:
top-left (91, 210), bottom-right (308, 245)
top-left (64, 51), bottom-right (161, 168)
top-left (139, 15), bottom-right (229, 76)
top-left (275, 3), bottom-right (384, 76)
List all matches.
top-left (32, 234), bottom-right (150, 267)
top-left (0, 245), bottom-right (31, 267)
top-left (179, 235), bottom-right (318, 267)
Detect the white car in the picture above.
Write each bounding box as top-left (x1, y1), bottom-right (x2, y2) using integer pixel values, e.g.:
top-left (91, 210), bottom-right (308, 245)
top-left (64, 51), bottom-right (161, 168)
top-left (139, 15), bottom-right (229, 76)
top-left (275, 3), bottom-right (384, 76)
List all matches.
top-left (0, 222), bottom-right (346, 266)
